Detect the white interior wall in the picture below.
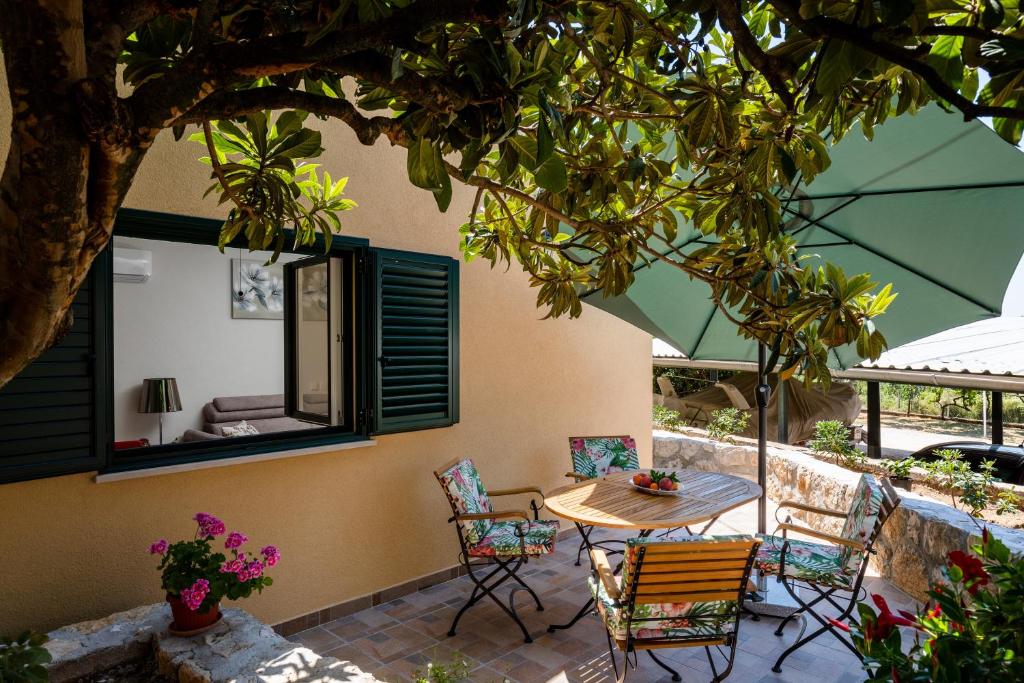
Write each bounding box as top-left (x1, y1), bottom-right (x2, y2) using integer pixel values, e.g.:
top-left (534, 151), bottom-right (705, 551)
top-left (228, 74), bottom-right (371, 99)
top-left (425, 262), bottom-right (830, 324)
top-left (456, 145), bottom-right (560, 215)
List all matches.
top-left (113, 237), bottom-right (303, 443)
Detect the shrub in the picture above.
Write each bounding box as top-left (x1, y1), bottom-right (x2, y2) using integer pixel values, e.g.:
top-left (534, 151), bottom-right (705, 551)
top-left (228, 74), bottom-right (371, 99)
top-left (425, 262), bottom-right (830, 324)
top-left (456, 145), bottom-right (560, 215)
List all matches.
top-left (414, 654), bottom-right (472, 683)
top-left (847, 531), bottom-right (1024, 682)
top-left (0, 632), bottom-right (51, 683)
top-left (706, 407), bottom-right (749, 442)
top-left (922, 449), bottom-right (1004, 518)
top-left (809, 420), bottom-right (865, 468)
top-left (879, 458), bottom-right (915, 479)
top-left (652, 405), bottom-right (683, 430)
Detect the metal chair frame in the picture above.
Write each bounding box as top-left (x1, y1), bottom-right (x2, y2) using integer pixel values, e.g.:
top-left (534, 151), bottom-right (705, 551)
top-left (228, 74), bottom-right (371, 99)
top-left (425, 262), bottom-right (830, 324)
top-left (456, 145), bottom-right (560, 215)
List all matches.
top-left (764, 478), bottom-right (901, 673)
top-left (593, 537), bottom-right (762, 683)
top-left (434, 461), bottom-right (550, 644)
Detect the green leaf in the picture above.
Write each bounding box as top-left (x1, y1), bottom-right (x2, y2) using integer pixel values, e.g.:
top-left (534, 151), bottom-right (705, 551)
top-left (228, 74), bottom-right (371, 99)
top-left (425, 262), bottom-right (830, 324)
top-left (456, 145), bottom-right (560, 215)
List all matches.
top-left (536, 115), bottom-right (554, 166)
top-left (927, 35), bottom-right (965, 93)
top-left (534, 156), bottom-right (567, 193)
top-left (406, 137), bottom-right (445, 192)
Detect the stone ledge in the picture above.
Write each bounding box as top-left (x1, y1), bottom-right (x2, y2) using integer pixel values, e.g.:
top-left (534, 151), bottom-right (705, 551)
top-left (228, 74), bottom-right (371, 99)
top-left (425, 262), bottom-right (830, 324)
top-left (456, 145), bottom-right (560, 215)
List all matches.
top-left (46, 603), bottom-right (381, 683)
top-left (654, 430), bottom-right (1024, 600)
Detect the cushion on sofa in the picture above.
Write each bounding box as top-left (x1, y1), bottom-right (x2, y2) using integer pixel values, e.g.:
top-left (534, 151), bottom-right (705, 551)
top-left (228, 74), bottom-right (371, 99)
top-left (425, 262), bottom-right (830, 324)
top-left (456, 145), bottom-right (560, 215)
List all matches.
top-left (212, 394), bottom-right (284, 413)
top-left (181, 429), bottom-right (224, 442)
top-left (206, 416), bottom-right (320, 436)
top-left (202, 403), bottom-right (285, 424)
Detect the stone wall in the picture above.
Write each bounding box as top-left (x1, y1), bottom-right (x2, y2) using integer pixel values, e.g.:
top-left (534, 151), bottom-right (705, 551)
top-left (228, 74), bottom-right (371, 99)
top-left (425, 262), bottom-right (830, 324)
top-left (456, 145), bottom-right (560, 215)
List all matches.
top-left (654, 429), bottom-right (1024, 600)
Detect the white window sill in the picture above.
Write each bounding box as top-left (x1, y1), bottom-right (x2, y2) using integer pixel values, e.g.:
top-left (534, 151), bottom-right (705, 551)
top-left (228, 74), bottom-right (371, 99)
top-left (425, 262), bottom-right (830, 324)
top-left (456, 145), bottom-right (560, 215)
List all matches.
top-left (94, 439), bottom-right (377, 483)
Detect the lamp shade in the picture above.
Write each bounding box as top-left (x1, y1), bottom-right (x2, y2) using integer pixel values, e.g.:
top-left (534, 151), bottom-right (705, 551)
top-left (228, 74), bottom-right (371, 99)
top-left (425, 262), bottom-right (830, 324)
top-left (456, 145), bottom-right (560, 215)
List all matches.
top-left (139, 378), bottom-right (182, 414)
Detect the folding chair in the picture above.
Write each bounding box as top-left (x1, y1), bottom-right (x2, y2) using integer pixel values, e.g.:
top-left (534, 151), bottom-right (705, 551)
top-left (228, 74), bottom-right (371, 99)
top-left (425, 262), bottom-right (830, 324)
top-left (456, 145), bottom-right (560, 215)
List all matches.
top-left (434, 458), bottom-right (559, 643)
top-left (590, 534), bottom-right (762, 682)
top-left (566, 436), bottom-right (640, 565)
top-left (753, 474), bottom-right (901, 672)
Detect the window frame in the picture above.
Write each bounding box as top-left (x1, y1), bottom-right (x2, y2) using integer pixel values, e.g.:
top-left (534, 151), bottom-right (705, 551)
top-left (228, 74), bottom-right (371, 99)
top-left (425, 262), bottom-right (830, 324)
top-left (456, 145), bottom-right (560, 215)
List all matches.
top-left (101, 209), bottom-right (372, 475)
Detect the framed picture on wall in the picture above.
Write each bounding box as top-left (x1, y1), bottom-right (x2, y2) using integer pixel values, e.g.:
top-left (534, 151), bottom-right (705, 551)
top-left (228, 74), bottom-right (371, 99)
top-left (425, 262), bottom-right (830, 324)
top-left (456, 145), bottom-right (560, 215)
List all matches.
top-left (231, 259), bottom-right (285, 319)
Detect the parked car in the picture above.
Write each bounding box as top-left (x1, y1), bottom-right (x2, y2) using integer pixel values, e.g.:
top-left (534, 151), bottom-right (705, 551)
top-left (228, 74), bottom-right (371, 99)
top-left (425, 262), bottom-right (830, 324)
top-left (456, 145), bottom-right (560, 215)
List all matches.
top-left (909, 441), bottom-right (1024, 485)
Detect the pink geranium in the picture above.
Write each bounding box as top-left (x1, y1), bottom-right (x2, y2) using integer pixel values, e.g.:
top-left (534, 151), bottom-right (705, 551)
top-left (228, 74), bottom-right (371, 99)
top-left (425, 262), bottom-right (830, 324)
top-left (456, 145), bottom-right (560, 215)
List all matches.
top-left (261, 545), bottom-right (281, 567)
top-left (225, 531), bottom-right (248, 549)
top-left (194, 512), bottom-right (226, 537)
top-left (180, 578), bottom-right (211, 611)
top-left (149, 539), bottom-right (168, 555)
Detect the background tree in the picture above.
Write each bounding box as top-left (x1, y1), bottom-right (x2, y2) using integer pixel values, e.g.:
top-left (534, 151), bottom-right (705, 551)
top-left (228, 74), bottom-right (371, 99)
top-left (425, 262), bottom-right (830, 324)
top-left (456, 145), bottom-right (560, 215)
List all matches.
top-left (2, 0), bottom-right (1023, 388)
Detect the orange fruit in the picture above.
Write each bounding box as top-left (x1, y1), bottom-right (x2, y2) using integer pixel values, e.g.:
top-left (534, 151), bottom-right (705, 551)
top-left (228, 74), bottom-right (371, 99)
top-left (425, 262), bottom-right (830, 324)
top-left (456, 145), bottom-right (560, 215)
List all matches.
top-left (649, 483), bottom-right (659, 490)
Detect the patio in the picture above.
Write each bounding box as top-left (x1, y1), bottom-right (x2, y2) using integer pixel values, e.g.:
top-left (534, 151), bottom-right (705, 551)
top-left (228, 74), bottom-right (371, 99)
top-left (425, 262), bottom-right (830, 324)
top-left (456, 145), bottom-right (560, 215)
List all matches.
top-left (289, 498), bottom-right (915, 682)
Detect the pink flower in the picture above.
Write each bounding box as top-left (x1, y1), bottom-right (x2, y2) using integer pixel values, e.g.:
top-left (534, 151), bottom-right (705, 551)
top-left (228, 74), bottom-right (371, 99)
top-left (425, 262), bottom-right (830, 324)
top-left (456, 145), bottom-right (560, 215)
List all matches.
top-left (261, 545), bottom-right (281, 567)
top-left (194, 512), bottom-right (226, 537)
top-left (149, 539), bottom-right (168, 555)
top-left (225, 532), bottom-right (248, 549)
top-left (247, 560), bottom-right (264, 579)
top-left (180, 578), bottom-right (211, 611)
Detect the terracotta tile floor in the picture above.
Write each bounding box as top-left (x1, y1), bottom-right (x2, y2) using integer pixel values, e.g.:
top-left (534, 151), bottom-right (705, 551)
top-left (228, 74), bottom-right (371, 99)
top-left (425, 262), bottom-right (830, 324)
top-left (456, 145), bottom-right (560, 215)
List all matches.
top-left (292, 500), bottom-right (918, 682)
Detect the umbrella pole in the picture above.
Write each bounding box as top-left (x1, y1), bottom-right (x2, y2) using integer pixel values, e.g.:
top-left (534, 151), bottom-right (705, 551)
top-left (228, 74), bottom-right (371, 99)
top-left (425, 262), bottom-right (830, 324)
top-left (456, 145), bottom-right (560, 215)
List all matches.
top-left (757, 343), bottom-right (769, 536)
top-left (749, 343), bottom-right (800, 616)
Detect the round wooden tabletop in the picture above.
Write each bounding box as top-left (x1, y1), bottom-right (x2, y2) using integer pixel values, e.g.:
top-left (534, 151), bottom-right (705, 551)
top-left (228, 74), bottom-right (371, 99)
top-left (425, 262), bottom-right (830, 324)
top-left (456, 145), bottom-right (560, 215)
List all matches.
top-left (544, 469), bottom-right (762, 530)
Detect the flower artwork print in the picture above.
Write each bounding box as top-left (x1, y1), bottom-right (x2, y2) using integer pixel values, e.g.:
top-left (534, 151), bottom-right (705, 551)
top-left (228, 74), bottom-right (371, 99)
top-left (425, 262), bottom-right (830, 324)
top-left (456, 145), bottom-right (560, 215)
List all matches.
top-left (231, 259), bottom-right (284, 320)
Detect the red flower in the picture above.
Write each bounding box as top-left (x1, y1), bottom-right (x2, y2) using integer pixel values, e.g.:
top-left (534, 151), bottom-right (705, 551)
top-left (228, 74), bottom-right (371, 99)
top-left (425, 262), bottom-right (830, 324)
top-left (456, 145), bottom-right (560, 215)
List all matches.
top-left (868, 594), bottom-right (920, 641)
top-left (947, 550), bottom-right (990, 594)
top-left (828, 618), bottom-right (850, 633)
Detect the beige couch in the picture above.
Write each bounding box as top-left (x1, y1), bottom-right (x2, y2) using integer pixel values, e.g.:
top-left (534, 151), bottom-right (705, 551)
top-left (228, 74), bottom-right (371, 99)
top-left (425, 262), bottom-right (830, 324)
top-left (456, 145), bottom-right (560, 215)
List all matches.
top-left (180, 394), bottom-right (319, 442)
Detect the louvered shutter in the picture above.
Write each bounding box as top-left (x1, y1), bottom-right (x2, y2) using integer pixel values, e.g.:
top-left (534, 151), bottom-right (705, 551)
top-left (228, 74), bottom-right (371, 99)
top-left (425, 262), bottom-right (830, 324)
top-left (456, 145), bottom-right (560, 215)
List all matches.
top-left (0, 252), bottom-right (110, 483)
top-left (370, 249), bottom-right (459, 434)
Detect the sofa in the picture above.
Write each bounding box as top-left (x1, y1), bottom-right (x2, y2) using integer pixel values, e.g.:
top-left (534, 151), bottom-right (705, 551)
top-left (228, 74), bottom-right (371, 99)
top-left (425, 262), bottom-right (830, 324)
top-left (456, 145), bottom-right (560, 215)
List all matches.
top-left (180, 394), bottom-right (319, 442)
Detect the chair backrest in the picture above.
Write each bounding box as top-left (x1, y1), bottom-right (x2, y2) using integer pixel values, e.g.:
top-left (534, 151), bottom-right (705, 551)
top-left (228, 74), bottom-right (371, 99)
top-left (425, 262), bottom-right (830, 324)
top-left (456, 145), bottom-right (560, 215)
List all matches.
top-left (838, 474), bottom-right (900, 572)
top-left (620, 535), bottom-right (761, 642)
top-left (656, 376), bottom-right (678, 398)
top-left (715, 382), bottom-right (751, 411)
top-left (569, 436), bottom-right (640, 479)
top-left (434, 458), bottom-right (493, 545)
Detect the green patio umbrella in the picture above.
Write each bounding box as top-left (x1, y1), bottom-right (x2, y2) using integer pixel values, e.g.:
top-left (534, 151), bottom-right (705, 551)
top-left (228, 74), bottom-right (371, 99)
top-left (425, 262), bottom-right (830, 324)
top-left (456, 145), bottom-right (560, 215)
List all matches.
top-left (584, 105), bottom-right (1024, 536)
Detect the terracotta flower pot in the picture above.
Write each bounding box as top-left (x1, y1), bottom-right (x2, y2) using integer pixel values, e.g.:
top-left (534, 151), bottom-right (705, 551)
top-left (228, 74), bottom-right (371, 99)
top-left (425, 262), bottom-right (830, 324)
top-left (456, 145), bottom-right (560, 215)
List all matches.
top-left (167, 593), bottom-right (221, 635)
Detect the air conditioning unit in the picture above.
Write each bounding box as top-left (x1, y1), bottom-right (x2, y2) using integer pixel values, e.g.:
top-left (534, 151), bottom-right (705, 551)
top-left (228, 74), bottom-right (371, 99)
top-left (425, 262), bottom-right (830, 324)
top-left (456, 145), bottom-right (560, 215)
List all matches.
top-left (113, 248), bottom-right (152, 283)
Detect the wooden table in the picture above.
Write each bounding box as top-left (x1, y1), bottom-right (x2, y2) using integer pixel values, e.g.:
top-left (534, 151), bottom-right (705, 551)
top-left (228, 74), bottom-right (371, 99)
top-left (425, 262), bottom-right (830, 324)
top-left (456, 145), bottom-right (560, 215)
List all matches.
top-left (544, 469), bottom-right (762, 633)
top-left (545, 469), bottom-right (762, 530)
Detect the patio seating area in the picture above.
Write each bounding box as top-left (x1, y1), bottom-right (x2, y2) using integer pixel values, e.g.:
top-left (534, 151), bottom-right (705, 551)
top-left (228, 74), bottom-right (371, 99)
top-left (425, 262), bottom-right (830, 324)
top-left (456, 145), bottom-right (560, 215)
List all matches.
top-left (289, 498), bottom-right (916, 682)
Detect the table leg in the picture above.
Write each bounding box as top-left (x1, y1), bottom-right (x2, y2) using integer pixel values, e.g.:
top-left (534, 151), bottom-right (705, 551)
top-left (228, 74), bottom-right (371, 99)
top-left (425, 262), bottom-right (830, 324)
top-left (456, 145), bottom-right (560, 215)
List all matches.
top-left (547, 527), bottom-right (654, 633)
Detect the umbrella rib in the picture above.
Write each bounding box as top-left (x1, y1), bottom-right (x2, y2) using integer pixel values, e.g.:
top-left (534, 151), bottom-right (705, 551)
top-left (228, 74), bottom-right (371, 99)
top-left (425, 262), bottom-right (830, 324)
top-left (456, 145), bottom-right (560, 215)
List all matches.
top-left (780, 206), bottom-right (999, 315)
top-left (690, 306), bottom-right (718, 359)
top-left (799, 180), bottom-right (1024, 201)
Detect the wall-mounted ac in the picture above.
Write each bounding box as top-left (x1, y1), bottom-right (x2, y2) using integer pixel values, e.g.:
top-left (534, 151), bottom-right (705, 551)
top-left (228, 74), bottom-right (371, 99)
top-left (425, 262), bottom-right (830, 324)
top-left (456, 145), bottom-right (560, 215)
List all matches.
top-left (113, 248), bottom-right (152, 283)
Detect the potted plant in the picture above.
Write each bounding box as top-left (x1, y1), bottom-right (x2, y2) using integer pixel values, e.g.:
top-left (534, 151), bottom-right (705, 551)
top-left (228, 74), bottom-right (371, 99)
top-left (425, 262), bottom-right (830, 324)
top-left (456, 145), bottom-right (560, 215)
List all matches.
top-left (879, 458), bottom-right (915, 491)
top-left (149, 513), bottom-right (281, 635)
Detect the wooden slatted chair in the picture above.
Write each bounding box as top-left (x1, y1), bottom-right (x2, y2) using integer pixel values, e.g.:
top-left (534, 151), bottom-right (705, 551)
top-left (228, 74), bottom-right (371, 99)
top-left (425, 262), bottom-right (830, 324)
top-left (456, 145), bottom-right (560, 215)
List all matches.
top-left (434, 458), bottom-right (559, 643)
top-left (590, 534), bottom-right (762, 682)
top-left (566, 435), bottom-right (641, 566)
top-left (754, 474), bottom-right (901, 673)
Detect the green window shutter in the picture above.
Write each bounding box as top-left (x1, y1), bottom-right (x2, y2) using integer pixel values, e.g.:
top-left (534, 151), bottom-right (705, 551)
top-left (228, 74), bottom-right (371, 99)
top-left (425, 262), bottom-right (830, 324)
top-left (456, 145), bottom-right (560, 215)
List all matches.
top-left (0, 251), bottom-right (110, 484)
top-left (370, 248), bottom-right (459, 434)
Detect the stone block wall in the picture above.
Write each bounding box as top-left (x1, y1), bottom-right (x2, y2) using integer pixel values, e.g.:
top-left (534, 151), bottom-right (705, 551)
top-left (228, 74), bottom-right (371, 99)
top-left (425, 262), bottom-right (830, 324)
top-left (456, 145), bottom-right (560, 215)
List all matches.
top-left (654, 429), bottom-right (1024, 601)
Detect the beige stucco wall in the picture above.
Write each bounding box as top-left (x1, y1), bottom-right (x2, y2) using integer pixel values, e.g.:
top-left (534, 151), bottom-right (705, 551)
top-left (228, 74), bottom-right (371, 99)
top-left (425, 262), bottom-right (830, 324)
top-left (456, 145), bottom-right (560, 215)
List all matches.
top-left (0, 69), bottom-right (652, 632)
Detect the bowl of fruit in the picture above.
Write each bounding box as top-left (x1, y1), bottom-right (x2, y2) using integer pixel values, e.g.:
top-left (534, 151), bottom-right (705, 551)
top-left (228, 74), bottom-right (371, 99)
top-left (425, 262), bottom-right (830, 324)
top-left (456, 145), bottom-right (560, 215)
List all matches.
top-left (630, 470), bottom-right (682, 495)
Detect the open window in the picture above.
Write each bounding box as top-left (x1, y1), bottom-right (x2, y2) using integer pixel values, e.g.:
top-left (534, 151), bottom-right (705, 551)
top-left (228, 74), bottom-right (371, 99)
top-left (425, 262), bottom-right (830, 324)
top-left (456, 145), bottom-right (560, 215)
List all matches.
top-left (284, 255), bottom-right (351, 427)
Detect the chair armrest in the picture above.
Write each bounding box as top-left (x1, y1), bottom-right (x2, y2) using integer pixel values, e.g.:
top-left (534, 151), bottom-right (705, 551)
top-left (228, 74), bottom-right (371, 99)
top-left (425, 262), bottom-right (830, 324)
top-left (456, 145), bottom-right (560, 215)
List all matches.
top-left (777, 523), bottom-right (865, 551)
top-left (590, 549), bottom-right (621, 601)
top-left (453, 510), bottom-right (530, 523)
top-left (566, 471), bottom-right (589, 481)
top-left (489, 486), bottom-right (544, 498)
top-left (776, 500), bottom-right (847, 518)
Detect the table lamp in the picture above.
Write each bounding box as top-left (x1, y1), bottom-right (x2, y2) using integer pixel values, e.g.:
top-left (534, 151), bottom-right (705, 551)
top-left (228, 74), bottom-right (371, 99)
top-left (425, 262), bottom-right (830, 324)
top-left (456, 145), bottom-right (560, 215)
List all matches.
top-left (139, 378), bottom-right (182, 445)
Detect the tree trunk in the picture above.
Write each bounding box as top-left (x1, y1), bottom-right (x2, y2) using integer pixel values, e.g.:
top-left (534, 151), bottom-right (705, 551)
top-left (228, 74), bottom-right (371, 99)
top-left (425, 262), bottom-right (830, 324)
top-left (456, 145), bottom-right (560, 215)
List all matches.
top-left (0, 0), bottom-right (144, 388)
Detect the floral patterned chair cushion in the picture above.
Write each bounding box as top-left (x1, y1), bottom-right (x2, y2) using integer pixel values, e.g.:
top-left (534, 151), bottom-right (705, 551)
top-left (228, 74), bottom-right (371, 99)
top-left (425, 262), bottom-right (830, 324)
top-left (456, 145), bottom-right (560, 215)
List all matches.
top-left (754, 535), bottom-right (852, 588)
top-left (591, 534), bottom-right (751, 642)
top-left (837, 474), bottom-right (884, 572)
top-left (569, 436), bottom-right (640, 480)
top-left (436, 458), bottom-right (493, 545)
top-left (468, 520), bottom-right (560, 558)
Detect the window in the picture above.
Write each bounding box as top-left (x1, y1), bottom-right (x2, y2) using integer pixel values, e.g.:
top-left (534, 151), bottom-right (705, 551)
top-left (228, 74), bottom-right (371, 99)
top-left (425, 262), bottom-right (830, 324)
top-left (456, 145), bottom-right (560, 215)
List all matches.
top-left (0, 209), bottom-right (459, 483)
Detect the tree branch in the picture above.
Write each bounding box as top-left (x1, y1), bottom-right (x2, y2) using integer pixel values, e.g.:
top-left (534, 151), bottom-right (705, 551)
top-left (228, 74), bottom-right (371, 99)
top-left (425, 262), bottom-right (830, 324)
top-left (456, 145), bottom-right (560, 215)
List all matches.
top-left (713, 0), bottom-right (795, 109)
top-left (177, 87), bottom-right (408, 146)
top-left (768, 0), bottom-right (1024, 121)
